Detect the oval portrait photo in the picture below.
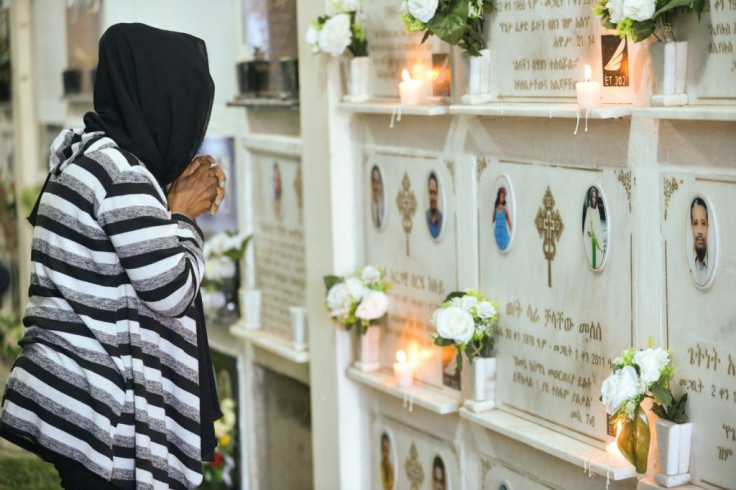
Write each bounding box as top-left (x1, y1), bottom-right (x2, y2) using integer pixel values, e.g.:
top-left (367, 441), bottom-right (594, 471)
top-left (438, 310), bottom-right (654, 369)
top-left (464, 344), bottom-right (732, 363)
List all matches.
top-left (581, 185), bottom-right (609, 270)
top-left (369, 165), bottom-right (386, 229)
top-left (492, 175), bottom-right (514, 252)
top-left (426, 171), bottom-right (444, 241)
top-left (686, 195), bottom-right (717, 288)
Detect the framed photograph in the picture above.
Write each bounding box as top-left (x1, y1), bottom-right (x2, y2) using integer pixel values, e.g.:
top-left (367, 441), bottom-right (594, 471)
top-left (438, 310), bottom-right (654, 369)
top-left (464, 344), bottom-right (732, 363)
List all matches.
top-left (581, 185), bottom-right (609, 271)
top-left (196, 135), bottom-right (237, 236)
top-left (369, 164), bottom-right (387, 230)
top-left (491, 174), bottom-right (515, 252)
top-left (432, 454), bottom-right (449, 490)
top-left (426, 171), bottom-right (444, 241)
top-left (378, 431), bottom-right (396, 490)
top-left (686, 195), bottom-right (717, 288)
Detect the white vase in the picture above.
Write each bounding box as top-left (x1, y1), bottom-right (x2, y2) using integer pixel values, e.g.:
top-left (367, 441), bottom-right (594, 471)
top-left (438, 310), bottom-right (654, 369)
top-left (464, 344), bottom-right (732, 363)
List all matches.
top-left (240, 289), bottom-right (261, 329)
top-left (289, 306), bottom-right (308, 351)
top-left (464, 357), bottom-right (496, 412)
top-left (344, 56), bottom-right (370, 103)
top-left (460, 48), bottom-right (492, 105)
top-left (356, 325), bottom-right (380, 372)
top-left (654, 420), bottom-right (692, 488)
top-left (649, 41), bottom-right (688, 106)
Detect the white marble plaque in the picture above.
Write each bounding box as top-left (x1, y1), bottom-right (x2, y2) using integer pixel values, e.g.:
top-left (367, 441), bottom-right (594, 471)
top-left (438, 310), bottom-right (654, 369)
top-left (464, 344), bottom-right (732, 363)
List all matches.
top-left (252, 153), bottom-right (305, 336)
top-left (363, 0), bottom-right (448, 98)
top-left (489, 1), bottom-right (637, 103)
top-left (678, 4), bottom-right (736, 104)
top-left (662, 172), bottom-right (736, 489)
top-left (364, 151), bottom-right (458, 390)
top-left (478, 158), bottom-right (633, 445)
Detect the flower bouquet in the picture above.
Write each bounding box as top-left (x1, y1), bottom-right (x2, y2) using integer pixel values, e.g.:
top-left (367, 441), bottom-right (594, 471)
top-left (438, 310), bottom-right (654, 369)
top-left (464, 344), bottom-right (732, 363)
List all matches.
top-left (593, 0), bottom-right (704, 42)
top-left (202, 232), bottom-right (251, 319)
top-left (306, 1), bottom-right (368, 57)
top-left (400, 0), bottom-right (494, 56)
top-left (324, 265), bottom-right (390, 334)
top-left (600, 343), bottom-right (687, 474)
top-left (201, 397), bottom-right (237, 489)
top-left (431, 289), bottom-right (498, 371)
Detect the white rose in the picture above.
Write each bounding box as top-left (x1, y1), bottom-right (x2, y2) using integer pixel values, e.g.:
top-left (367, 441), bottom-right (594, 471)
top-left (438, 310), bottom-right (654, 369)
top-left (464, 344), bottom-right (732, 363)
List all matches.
top-left (622, 0), bottom-right (654, 21)
top-left (605, 0), bottom-right (626, 23)
top-left (435, 307), bottom-right (475, 344)
top-left (459, 295), bottom-right (478, 312)
top-left (224, 235), bottom-right (244, 254)
top-left (355, 291), bottom-right (388, 321)
top-left (217, 256), bottom-right (237, 279)
top-left (306, 23), bottom-right (321, 53)
top-left (341, 0), bottom-right (362, 11)
top-left (360, 265), bottom-right (381, 284)
top-left (345, 277), bottom-right (365, 301)
top-left (204, 260), bottom-right (221, 281)
top-left (476, 301), bottom-right (496, 319)
top-left (407, 0), bottom-right (439, 23)
top-left (206, 291), bottom-right (226, 310)
top-left (634, 347), bottom-right (669, 384)
top-left (207, 233), bottom-right (227, 257)
top-left (600, 365), bottom-right (640, 415)
top-left (318, 14), bottom-right (352, 57)
top-left (326, 283), bottom-right (352, 316)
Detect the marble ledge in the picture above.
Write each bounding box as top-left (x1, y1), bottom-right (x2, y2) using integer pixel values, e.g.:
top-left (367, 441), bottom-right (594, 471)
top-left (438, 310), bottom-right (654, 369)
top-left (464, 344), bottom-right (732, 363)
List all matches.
top-left (450, 102), bottom-right (633, 119)
top-left (637, 476), bottom-right (704, 489)
top-left (229, 325), bottom-right (309, 364)
top-left (338, 100), bottom-right (450, 116)
top-left (459, 408), bottom-right (637, 481)
top-left (634, 105), bottom-right (736, 122)
top-left (226, 97), bottom-right (299, 110)
top-left (62, 93), bottom-right (93, 105)
top-left (347, 367), bottom-right (461, 415)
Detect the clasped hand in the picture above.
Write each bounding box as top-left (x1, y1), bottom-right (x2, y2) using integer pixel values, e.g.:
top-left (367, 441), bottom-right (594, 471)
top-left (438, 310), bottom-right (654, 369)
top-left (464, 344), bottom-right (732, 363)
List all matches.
top-left (167, 155), bottom-right (226, 219)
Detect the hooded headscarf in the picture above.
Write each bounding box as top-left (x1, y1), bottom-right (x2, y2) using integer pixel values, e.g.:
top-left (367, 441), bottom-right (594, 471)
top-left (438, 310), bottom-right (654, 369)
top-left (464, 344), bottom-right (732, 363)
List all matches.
top-left (84, 22), bottom-right (214, 186)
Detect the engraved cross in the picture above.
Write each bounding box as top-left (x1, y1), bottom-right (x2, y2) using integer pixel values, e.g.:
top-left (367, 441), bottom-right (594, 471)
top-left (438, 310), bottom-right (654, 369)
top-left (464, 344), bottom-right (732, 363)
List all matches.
top-left (535, 186), bottom-right (564, 287)
top-left (396, 172), bottom-right (417, 256)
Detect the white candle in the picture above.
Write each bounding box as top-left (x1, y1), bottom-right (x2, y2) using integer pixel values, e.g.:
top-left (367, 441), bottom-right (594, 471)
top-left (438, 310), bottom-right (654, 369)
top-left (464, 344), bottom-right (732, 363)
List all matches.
top-left (393, 350), bottom-right (414, 388)
top-left (289, 306), bottom-right (308, 350)
top-left (399, 69), bottom-right (424, 105)
top-left (576, 65), bottom-right (601, 109)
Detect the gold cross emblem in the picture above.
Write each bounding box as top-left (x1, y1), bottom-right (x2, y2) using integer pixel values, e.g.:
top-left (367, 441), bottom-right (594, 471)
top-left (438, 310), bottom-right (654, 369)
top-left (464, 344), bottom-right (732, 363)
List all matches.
top-left (404, 442), bottom-right (424, 490)
top-left (535, 186), bottom-right (564, 287)
top-left (396, 172), bottom-right (417, 256)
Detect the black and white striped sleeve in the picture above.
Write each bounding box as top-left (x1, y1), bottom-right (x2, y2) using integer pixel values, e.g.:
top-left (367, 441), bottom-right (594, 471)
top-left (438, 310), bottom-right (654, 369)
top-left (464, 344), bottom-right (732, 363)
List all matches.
top-left (96, 167), bottom-right (205, 318)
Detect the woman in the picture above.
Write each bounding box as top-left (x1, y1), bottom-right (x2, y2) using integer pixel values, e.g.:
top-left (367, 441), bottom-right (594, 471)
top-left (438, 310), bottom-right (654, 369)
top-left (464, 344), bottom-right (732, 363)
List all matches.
top-left (0, 23), bottom-right (225, 489)
top-left (492, 186), bottom-right (512, 251)
top-left (582, 186), bottom-right (605, 269)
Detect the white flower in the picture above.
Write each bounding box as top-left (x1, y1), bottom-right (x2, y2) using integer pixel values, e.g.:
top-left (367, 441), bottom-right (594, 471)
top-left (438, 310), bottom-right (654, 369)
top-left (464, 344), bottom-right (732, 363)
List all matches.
top-left (345, 277), bottom-right (365, 301)
top-left (468, 0), bottom-right (484, 18)
top-left (218, 256), bottom-right (237, 279)
top-left (476, 301), bottom-right (496, 319)
top-left (306, 23), bottom-right (321, 53)
top-left (355, 291), bottom-right (388, 321)
top-left (326, 283), bottom-right (352, 316)
top-left (600, 365), bottom-right (640, 415)
top-left (224, 234), bottom-right (244, 253)
top-left (605, 0), bottom-right (626, 23)
top-left (360, 265), bottom-right (381, 284)
top-left (459, 295), bottom-right (478, 312)
top-left (206, 233), bottom-right (228, 257)
top-left (634, 347), bottom-right (669, 384)
top-left (435, 306), bottom-right (475, 344)
top-left (204, 260), bottom-right (220, 281)
top-left (406, 0), bottom-right (439, 23)
top-left (318, 13), bottom-right (352, 57)
top-left (203, 290), bottom-right (226, 310)
top-left (622, 0), bottom-right (655, 21)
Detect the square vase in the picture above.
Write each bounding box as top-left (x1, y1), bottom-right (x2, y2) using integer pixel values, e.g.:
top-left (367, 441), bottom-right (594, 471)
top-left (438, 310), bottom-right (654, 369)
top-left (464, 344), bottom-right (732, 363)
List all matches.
top-left (463, 357), bottom-right (496, 412)
top-left (343, 56), bottom-right (371, 103)
top-left (355, 325), bottom-right (380, 372)
top-left (460, 49), bottom-right (492, 105)
top-left (289, 306), bottom-right (308, 352)
top-left (654, 420), bottom-right (692, 487)
top-left (649, 41), bottom-right (688, 107)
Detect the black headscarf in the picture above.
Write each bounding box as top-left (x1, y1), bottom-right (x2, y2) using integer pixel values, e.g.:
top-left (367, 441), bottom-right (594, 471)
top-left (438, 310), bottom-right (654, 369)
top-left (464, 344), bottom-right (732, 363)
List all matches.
top-left (84, 23), bottom-right (214, 186)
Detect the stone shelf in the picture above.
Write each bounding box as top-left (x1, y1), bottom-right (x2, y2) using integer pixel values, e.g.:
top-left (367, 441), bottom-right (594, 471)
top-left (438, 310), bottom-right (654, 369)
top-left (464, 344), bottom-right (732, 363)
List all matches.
top-left (449, 102), bottom-right (633, 119)
top-left (460, 408), bottom-right (637, 481)
top-left (347, 367), bottom-right (461, 415)
top-left (230, 325), bottom-right (309, 364)
top-left (338, 100), bottom-right (450, 116)
top-left (62, 93), bottom-right (93, 104)
top-left (227, 96), bottom-right (299, 110)
top-left (634, 105), bottom-right (736, 122)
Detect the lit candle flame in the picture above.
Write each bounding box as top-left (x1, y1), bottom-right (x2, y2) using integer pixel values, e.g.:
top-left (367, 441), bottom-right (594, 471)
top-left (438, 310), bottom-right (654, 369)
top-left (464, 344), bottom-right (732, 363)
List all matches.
top-left (401, 69), bottom-right (412, 83)
top-left (584, 64), bottom-right (592, 82)
top-left (396, 350), bottom-right (407, 363)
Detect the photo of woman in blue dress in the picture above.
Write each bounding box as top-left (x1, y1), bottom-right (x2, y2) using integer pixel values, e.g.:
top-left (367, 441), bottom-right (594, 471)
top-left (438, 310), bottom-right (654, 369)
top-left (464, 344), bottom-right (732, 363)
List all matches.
top-left (493, 183), bottom-right (513, 251)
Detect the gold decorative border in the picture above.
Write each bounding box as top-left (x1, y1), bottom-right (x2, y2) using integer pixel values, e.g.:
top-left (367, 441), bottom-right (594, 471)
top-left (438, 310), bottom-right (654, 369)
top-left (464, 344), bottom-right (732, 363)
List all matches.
top-left (616, 170), bottom-right (633, 213)
top-left (665, 241), bottom-right (670, 350)
top-left (663, 177), bottom-right (683, 221)
top-left (502, 403), bottom-right (606, 444)
top-left (696, 96), bottom-right (736, 101)
top-left (481, 458), bottom-right (493, 486)
top-left (445, 159), bottom-right (455, 187)
top-left (498, 95), bottom-right (577, 100)
top-left (695, 177), bottom-right (736, 185)
top-left (404, 441), bottom-right (425, 490)
top-left (501, 159), bottom-right (603, 173)
top-left (700, 479), bottom-right (732, 490)
top-left (476, 157), bottom-right (489, 184)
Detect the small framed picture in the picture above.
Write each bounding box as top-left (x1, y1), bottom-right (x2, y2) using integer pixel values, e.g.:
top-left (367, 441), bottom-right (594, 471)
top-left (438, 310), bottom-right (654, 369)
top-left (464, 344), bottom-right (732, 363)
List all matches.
top-left (686, 195), bottom-right (717, 288)
top-left (581, 185), bottom-right (609, 271)
top-left (491, 174), bottom-right (515, 252)
top-left (426, 171), bottom-right (444, 241)
top-left (432, 455), bottom-right (449, 490)
top-left (378, 431), bottom-right (396, 490)
top-left (369, 164), bottom-right (386, 230)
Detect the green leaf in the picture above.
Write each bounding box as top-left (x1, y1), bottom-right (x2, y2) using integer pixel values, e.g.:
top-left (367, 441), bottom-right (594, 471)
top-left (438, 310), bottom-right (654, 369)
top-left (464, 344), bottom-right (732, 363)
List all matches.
top-left (650, 384), bottom-right (673, 406)
top-left (652, 0), bottom-right (700, 17)
top-left (427, 0), bottom-right (470, 46)
top-left (324, 275), bottom-right (342, 291)
top-left (443, 291), bottom-right (466, 303)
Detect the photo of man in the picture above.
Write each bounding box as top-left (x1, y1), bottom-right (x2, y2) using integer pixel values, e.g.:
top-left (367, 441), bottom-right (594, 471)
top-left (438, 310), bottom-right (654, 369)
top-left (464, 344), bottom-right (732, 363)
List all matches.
top-left (689, 196), bottom-right (714, 287)
top-left (379, 432), bottom-right (394, 490)
top-left (426, 172), bottom-right (443, 239)
top-left (370, 165), bottom-right (386, 229)
top-left (432, 455), bottom-right (446, 490)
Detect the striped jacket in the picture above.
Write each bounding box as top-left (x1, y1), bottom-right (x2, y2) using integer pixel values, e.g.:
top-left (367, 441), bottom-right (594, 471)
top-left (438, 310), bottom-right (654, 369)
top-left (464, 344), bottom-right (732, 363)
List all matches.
top-left (0, 129), bottom-right (206, 489)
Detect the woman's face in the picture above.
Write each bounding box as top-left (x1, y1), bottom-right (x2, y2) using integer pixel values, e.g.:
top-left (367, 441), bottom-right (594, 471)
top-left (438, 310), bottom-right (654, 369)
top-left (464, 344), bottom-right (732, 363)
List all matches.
top-left (499, 189), bottom-right (506, 204)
